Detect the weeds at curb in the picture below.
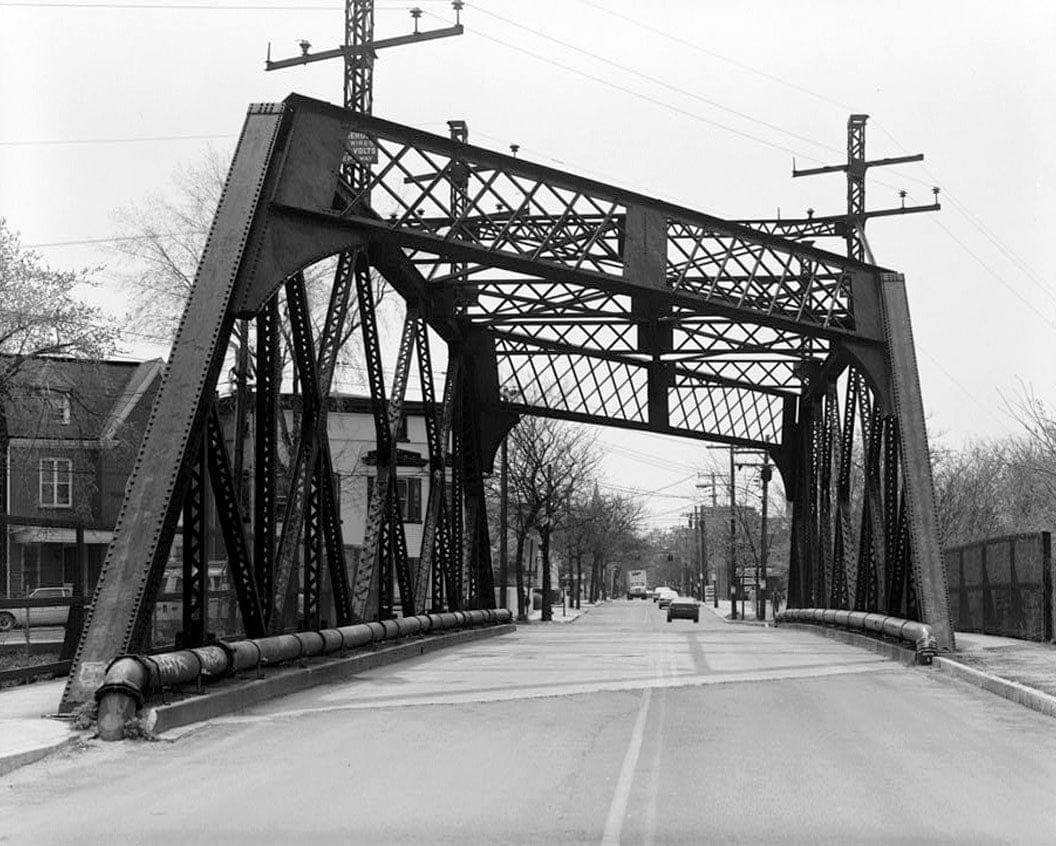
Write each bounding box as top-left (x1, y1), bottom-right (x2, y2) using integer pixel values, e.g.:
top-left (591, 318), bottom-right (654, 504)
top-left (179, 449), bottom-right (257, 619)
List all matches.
top-left (123, 716), bottom-right (158, 742)
top-left (70, 701), bottom-right (98, 731)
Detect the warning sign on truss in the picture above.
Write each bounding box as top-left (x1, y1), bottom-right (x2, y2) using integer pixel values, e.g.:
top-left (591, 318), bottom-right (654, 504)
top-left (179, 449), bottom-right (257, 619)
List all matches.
top-left (345, 131), bottom-right (378, 164)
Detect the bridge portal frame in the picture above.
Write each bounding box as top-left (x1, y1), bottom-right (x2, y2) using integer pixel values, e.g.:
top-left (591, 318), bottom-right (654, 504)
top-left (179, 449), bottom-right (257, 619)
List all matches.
top-left (60, 94), bottom-right (952, 711)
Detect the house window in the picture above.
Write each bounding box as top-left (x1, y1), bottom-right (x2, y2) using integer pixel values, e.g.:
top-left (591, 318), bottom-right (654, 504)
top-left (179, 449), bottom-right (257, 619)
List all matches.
top-left (39, 458), bottom-right (73, 508)
top-left (43, 393), bottom-right (71, 425)
top-left (366, 476), bottom-right (422, 523)
top-left (395, 412), bottom-right (409, 442)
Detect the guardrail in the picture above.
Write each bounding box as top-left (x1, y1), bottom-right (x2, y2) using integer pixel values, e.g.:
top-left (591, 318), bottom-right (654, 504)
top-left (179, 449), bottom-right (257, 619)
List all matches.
top-left (95, 608), bottom-right (513, 740)
top-left (0, 598), bottom-right (83, 609)
top-left (0, 660), bottom-right (72, 686)
top-left (775, 608), bottom-right (938, 664)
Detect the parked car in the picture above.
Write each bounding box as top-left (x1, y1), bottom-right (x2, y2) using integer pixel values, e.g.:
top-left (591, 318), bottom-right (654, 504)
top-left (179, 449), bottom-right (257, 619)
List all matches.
top-left (0, 586), bottom-right (72, 631)
top-left (657, 588), bottom-right (678, 609)
top-left (667, 596), bottom-right (700, 623)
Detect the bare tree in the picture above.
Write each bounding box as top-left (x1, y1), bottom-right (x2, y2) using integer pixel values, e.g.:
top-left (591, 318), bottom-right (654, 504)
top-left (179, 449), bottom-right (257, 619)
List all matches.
top-left (500, 415), bottom-right (599, 620)
top-left (109, 148), bottom-right (385, 372)
top-left (580, 487), bottom-right (643, 603)
top-left (0, 219), bottom-right (119, 575)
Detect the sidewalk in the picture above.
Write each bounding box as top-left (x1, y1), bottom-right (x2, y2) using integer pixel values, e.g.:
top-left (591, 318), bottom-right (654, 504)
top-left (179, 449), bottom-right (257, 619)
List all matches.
top-left (524, 600), bottom-right (600, 624)
top-left (0, 678), bottom-right (81, 777)
top-left (703, 598), bottom-right (774, 624)
top-left (935, 632), bottom-right (1056, 705)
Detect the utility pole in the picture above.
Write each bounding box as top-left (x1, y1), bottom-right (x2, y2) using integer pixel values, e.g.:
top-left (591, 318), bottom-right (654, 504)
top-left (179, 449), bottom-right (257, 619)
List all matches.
top-left (698, 505), bottom-right (706, 603)
top-left (760, 462), bottom-right (771, 621)
top-left (266, 2), bottom-right (465, 109)
top-left (736, 455), bottom-right (773, 621)
top-left (265, 2), bottom-right (465, 619)
top-left (499, 436), bottom-right (508, 609)
top-left (792, 114), bottom-right (939, 261)
top-left (696, 476), bottom-right (717, 606)
top-left (541, 465), bottom-right (554, 622)
top-left (728, 447), bottom-right (737, 619)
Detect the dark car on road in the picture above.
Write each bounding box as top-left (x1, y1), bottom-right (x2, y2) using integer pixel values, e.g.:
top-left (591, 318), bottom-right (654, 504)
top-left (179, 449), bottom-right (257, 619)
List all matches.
top-left (667, 596), bottom-right (700, 623)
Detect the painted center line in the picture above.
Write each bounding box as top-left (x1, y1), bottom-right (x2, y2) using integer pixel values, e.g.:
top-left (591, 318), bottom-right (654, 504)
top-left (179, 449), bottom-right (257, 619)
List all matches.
top-left (602, 686), bottom-right (652, 846)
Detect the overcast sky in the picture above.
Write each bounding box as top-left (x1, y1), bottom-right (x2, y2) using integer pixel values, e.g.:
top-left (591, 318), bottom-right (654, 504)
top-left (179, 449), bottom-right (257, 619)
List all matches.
top-left (2, 0), bottom-right (1054, 529)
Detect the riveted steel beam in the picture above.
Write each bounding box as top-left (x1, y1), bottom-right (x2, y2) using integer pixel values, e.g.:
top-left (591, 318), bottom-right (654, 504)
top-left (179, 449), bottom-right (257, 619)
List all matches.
top-left (205, 403), bottom-right (265, 637)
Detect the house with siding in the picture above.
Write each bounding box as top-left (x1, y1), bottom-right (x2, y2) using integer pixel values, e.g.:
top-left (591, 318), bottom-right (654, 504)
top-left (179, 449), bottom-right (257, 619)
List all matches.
top-left (218, 394), bottom-right (433, 584)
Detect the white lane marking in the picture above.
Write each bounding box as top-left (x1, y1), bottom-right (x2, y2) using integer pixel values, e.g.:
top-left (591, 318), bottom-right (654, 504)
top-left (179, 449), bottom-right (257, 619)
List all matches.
top-left (601, 687), bottom-right (653, 846)
top-left (203, 662), bottom-right (899, 727)
top-left (641, 687), bottom-right (667, 846)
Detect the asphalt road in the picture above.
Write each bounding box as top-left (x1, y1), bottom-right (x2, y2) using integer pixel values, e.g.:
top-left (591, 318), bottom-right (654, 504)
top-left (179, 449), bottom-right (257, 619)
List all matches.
top-left (4, 601), bottom-right (1056, 844)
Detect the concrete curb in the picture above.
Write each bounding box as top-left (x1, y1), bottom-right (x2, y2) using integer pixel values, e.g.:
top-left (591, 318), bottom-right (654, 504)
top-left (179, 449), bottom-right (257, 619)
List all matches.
top-left (564, 602), bottom-right (600, 624)
top-left (147, 623), bottom-right (516, 736)
top-left (932, 656), bottom-right (1056, 719)
top-left (0, 734), bottom-right (80, 778)
top-left (703, 604), bottom-right (769, 628)
top-left (781, 621), bottom-right (1056, 719)
top-left (777, 622), bottom-right (920, 666)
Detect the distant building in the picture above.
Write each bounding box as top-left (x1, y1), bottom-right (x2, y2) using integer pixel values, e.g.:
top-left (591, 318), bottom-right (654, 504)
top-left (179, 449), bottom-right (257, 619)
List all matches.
top-left (216, 393), bottom-right (435, 594)
top-left (3, 356), bottom-right (164, 596)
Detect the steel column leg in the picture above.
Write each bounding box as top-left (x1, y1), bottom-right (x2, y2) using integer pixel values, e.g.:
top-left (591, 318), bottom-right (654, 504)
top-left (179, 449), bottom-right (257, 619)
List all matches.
top-left (350, 258), bottom-right (416, 620)
top-left (819, 386), bottom-right (836, 607)
top-left (459, 362), bottom-right (495, 610)
top-left (449, 365), bottom-right (465, 607)
top-left (832, 372), bottom-right (858, 609)
top-left (181, 428), bottom-right (208, 647)
top-left (413, 320), bottom-right (454, 613)
top-left (880, 272), bottom-right (954, 648)
top-left (205, 404), bottom-right (265, 637)
top-left (254, 296), bottom-right (280, 627)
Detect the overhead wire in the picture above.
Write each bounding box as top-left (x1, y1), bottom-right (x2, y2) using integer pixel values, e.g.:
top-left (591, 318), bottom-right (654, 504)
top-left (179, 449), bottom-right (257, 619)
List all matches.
top-left (572, 0), bottom-right (858, 117)
top-left (424, 10), bottom-right (830, 167)
top-left (563, 0), bottom-right (1056, 325)
top-left (468, 4), bottom-right (843, 158)
top-left (1, 133), bottom-right (237, 148)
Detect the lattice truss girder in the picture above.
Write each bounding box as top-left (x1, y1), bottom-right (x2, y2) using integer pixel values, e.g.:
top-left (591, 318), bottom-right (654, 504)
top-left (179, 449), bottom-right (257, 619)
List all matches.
top-left (790, 364), bottom-right (927, 626)
top-left (328, 108), bottom-right (868, 335)
top-left (302, 103), bottom-right (877, 447)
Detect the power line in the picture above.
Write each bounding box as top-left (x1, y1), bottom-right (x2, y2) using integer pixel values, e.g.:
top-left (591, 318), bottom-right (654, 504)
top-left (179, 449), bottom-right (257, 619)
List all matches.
top-left (1, 133), bottom-right (237, 148)
top-left (449, 9), bottom-right (916, 204)
top-left (572, 0), bottom-right (857, 116)
top-left (917, 347), bottom-right (1018, 430)
top-left (567, 0), bottom-right (1056, 318)
top-left (928, 216), bottom-right (1056, 332)
top-left (0, 1), bottom-right (432, 8)
top-left (469, 4), bottom-right (843, 158)
top-left (24, 232), bottom-right (203, 249)
top-left (425, 10), bottom-right (830, 167)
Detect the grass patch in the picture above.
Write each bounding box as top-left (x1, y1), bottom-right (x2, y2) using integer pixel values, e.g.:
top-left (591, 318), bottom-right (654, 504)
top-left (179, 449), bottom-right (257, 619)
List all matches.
top-left (0, 651), bottom-right (61, 671)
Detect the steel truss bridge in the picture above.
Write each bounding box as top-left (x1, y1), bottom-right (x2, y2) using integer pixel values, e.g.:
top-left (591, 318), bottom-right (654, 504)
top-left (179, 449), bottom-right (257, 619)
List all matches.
top-left (61, 94), bottom-right (953, 710)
